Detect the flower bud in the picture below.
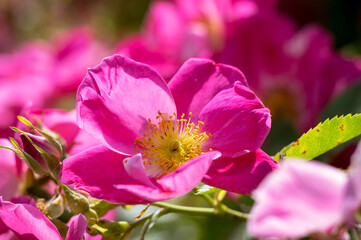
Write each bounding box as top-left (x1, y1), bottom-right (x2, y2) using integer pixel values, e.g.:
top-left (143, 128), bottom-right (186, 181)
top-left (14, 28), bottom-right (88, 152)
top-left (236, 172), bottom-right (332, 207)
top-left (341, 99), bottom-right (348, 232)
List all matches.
top-left (46, 194), bottom-right (66, 219)
top-left (20, 132), bottom-right (62, 174)
top-left (98, 219), bottom-right (130, 234)
top-left (63, 185), bottom-right (89, 214)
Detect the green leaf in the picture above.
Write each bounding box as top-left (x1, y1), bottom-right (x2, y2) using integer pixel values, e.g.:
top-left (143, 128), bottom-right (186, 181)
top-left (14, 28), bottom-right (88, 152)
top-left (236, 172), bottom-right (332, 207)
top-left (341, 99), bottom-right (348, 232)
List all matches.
top-left (1, 144), bottom-right (48, 175)
top-left (278, 114), bottom-right (361, 160)
top-left (273, 142), bottom-right (294, 162)
top-left (195, 184), bottom-right (222, 195)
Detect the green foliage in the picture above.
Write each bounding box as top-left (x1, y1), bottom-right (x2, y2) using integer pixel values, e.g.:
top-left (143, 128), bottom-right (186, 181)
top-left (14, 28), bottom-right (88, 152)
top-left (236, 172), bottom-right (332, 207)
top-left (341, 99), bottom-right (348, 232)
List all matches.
top-left (17, 116), bottom-right (63, 154)
top-left (274, 114), bottom-right (361, 161)
top-left (0, 141), bottom-right (48, 175)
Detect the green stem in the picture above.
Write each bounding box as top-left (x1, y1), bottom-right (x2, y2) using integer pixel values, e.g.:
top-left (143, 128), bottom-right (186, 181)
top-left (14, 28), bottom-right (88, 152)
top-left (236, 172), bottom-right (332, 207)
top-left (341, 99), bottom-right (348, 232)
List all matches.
top-left (151, 201), bottom-right (248, 221)
top-left (120, 209), bottom-right (170, 240)
top-left (192, 188), bottom-right (215, 206)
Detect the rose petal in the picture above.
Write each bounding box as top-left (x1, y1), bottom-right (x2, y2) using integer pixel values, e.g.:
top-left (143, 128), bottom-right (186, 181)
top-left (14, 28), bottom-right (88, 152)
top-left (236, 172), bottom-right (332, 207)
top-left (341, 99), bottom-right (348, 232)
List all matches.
top-left (77, 55), bottom-right (176, 155)
top-left (156, 151), bottom-right (221, 193)
top-left (199, 82), bottom-right (271, 157)
top-left (202, 149), bottom-right (278, 194)
top-left (343, 140), bottom-right (361, 222)
top-left (0, 197), bottom-right (62, 240)
top-left (115, 151), bottom-right (221, 202)
top-left (61, 144), bottom-right (220, 204)
top-left (65, 214), bottom-right (87, 240)
top-left (60, 145), bottom-right (148, 204)
top-left (123, 154), bottom-right (157, 188)
top-left (248, 159), bottom-right (347, 238)
top-left (168, 58), bottom-right (248, 121)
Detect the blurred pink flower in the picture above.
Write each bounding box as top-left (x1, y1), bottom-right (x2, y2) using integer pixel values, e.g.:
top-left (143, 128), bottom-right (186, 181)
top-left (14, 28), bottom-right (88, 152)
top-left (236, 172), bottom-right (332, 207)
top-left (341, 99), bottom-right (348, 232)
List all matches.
top-left (218, 19), bottom-right (361, 131)
top-left (0, 27), bottom-right (108, 138)
top-left (283, 25), bottom-right (361, 130)
top-left (116, 0), bottom-right (264, 79)
top-left (0, 42), bottom-right (54, 138)
top-left (0, 139), bottom-right (23, 201)
top-left (60, 55), bottom-right (276, 204)
top-left (51, 27), bottom-right (109, 97)
top-left (0, 197), bottom-right (87, 240)
top-left (248, 143), bottom-right (361, 238)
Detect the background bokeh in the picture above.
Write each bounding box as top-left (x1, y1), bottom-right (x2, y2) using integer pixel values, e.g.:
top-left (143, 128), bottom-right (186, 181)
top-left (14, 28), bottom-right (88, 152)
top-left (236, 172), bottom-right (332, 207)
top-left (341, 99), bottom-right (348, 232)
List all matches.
top-left (1, 0), bottom-right (361, 239)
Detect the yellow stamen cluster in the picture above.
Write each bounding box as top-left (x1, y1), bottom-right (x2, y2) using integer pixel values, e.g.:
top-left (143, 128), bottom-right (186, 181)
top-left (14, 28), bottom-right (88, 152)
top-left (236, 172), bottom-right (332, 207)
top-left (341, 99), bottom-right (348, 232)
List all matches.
top-left (134, 111), bottom-right (211, 176)
top-left (36, 198), bottom-right (51, 220)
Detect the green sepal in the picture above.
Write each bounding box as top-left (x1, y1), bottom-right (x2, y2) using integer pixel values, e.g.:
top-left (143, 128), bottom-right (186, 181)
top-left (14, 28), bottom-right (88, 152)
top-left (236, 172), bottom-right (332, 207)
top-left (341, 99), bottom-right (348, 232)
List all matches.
top-left (97, 220), bottom-right (130, 238)
top-left (17, 116), bottom-right (63, 154)
top-left (63, 184), bottom-right (89, 214)
top-left (12, 128), bottom-right (60, 173)
top-left (0, 145), bottom-right (48, 175)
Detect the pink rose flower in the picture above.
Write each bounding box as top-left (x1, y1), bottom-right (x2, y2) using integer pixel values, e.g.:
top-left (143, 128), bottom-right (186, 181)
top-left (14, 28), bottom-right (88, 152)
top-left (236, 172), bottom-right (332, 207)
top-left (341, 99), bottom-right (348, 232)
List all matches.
top-left (0, 27), bottom-right (108, 139)
top-left (0, 43), bottom-right (54, 138)
top-left (60, 55), bottom-right (277, 204)
top-left (248, 143), bottom-right (361, 238)
top-left (218, 16), bottom-right (361, 131)
top-left (116, 0), bottom-right (261, 79)
top-left (51, 27), bottom-right (108, 97)
top-left (0, 197), bottom-right (87, 240)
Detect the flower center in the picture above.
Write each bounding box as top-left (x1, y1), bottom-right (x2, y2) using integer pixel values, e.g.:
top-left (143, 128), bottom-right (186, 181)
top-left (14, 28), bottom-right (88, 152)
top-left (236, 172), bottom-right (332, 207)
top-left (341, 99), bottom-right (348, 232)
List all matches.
top-left (134, 111), bottom-right (211, 176)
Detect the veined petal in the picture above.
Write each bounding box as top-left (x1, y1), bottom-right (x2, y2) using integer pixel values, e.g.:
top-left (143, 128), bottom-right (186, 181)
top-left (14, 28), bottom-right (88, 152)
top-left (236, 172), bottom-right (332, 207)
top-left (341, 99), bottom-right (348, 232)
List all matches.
top-left (199, 82), bottom-right (271, 157)
top-left (123, 154), bottom-right (157, 188)
top-left (168, 58), bottom-right (247, 121)
top-left (156, 151), bottom-right (221, 194)
top-left (0, 197), bottom-right (62, 240)
top-left (202, 150), bottom-right (278, 194)
top-left (115, 151), bottom-right (221, 202)
top-left (248, 159), bottom-right (347, 238)
top-left (61, 144), bottom-right (221, 204)
top-left (59, 145), bottom-right (150, 204)
top-left (77, 55), bottom-right (176, 155)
